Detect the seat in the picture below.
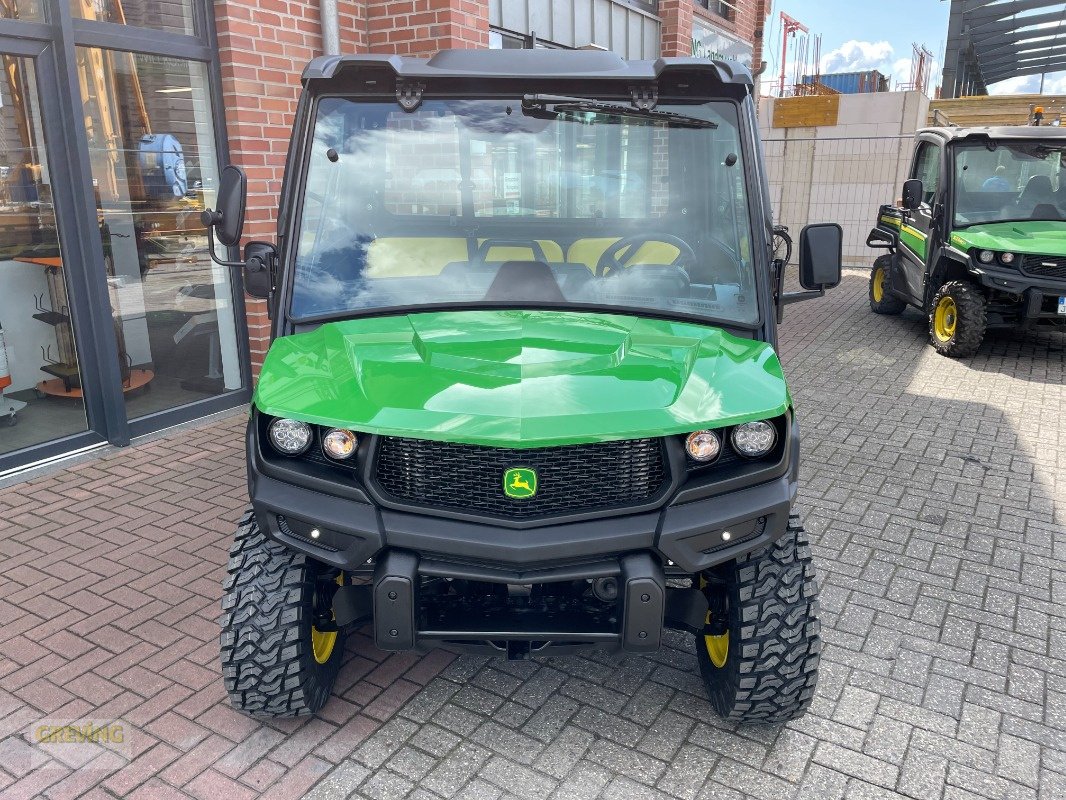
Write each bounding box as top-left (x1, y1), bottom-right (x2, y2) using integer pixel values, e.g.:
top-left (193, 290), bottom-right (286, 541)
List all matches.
top-left (483, 261), bottom-right (566, 302)
top-left (477, 240), bottom-right (564, 263)
top-left (1017, 175), bottom-right (1054, 209)
top-left (366, 238), bottom-right (471, 277)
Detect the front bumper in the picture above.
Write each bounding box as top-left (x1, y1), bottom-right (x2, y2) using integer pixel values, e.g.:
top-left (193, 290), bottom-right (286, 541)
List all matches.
top-left (248, 422), bottom-right (799, 576)
top-left (248, 421), bottom-right (798, 654)
top-left (971, 265), bottom-right (1066, 322)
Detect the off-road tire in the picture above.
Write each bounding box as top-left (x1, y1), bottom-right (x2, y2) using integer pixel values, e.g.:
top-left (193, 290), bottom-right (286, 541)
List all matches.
top-left (869, 255), bottom-right (906, 315)
top-left (220, 510), bottom-right (346, 717)
top-left (696, 517), bottom-right (821, 722)
top-left (928, 280), bottom-right (986, 358)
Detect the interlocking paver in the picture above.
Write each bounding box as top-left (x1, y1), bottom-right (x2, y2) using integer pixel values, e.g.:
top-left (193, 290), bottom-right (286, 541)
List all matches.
top-left (0, 270), bottom-right (1062, 798)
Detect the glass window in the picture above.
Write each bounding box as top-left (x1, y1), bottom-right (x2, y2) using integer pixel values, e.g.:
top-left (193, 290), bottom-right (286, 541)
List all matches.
top-left (697, 1), bottom-right (735, 22)
top-left (76, 47), bottom-right (242, 418)
top-left (291, 98), bottom-right (758, 327)
top-left (0, 55), bottom-right (88, 454)
top-left (954, 141), bottom-right (1066, 226)
top-left (1, 1), bottom-right (44, 20)
top-left (70, 0), bottom-right (198, 37)
top-left (912, 142), bottom-right (940, 206)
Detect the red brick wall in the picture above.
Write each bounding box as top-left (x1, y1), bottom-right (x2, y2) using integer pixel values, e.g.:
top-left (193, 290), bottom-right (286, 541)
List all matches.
top-left (366, 0), bottom-right (489, 54)
top-left (213, 0), bottom-right (487, 374)
top-left (661, 1), bottom-right (769, 86)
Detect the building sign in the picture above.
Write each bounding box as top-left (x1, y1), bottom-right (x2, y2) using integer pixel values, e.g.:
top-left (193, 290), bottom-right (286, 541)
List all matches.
top-left (692, 21), bottom-right (753, 69)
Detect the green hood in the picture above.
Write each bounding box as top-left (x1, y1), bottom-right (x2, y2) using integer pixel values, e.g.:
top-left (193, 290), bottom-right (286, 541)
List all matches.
top-left (253, 310), bottom-right (789, 448)
top-left (951, 221), bottom-right (1066, 255)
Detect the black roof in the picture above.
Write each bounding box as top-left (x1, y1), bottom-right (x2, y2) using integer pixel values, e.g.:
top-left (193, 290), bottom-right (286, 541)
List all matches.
top-left (302, 49), bottom-right (752, 88)
top-left (922, 125), bottom-right (1066, 142)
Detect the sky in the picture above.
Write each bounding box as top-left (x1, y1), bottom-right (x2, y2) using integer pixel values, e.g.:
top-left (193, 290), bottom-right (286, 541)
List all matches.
top-left (768, 0), bottom-right (1062, 95)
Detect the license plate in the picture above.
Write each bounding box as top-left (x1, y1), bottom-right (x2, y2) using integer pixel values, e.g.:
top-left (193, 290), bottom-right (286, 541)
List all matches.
top-left (1060, 296), bottom-right (1066, 315)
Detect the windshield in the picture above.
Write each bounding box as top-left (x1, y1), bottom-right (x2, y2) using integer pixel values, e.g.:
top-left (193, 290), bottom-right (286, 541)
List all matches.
top-left (954, 140), bottom-right (1066, 227)
top-left (289, 97), bottom-right (758, 325)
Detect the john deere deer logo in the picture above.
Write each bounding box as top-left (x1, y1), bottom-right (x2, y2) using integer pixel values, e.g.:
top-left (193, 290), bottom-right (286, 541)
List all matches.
top-left (503, 467), bottom-right (537, 499)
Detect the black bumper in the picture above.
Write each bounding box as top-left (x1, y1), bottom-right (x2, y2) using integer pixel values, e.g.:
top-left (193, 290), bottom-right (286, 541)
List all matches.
top-left (971, 265), bottom-right (1066, 322)
top-left (248, 422), bottom-right (798, 654)
top-left (248, 423), bottom-right (799, 576)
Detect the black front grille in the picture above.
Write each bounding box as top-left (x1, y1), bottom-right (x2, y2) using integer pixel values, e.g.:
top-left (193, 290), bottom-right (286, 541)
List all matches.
top-left (1021, 255), bottom-right (1066, 280)
top-left (373, 437), bottom-right (669, 521)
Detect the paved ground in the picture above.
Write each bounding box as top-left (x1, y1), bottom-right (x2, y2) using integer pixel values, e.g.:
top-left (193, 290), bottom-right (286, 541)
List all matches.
top-left (0, 270), bottom-right (1063, 800)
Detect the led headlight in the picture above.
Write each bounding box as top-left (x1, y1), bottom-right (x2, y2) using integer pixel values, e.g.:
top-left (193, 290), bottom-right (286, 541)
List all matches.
top-left (999, 252), bottom-right (1016, 266)
top-left (267, 417), bottom-right (312, 456)
top-left (322, 428), bottom-right (357, 460)
top-left (685, 430), bottom-right (721, 462)
top-left (731, 421), bottom-right (777, 458)
top-left (978, 250), bottom-right (995, 264)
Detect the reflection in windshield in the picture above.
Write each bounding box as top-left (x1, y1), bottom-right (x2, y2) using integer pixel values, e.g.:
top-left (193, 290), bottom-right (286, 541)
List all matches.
top-left (291, 98), bottom-right (757, 325)
top-left (954, 141), bottom-right (1066, 226)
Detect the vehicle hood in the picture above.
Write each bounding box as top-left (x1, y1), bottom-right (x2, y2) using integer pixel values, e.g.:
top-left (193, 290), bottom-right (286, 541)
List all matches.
top-left (951, 221), bottom-right (1066, 255)
top-left (253, 310), bottom-right (789, 448)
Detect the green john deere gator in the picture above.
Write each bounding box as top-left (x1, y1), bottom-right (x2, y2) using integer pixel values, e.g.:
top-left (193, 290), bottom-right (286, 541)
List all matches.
top-left (201, 49), bottom-right (842, 721)
top-left (869, 126), bottom-right (1066, 356)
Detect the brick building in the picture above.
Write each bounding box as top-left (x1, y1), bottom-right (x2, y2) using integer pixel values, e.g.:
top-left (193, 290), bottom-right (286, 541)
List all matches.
top-left (0, 0), bottom-right (767, 475)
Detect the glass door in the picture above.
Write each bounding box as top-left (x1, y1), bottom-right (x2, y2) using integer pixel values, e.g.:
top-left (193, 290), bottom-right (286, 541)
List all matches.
top-left (0, 47), bottom-right (90, 456)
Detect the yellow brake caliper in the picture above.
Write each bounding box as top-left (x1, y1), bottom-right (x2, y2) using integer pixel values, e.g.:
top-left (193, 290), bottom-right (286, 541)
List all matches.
top-left (311, 573), bottom-right (343, 664)
top-left (699, 575), bottom-right (729, 668)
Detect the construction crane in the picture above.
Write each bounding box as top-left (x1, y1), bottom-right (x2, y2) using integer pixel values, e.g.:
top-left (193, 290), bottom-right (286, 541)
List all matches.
top-left (779, 12), bottom-right (809, 97)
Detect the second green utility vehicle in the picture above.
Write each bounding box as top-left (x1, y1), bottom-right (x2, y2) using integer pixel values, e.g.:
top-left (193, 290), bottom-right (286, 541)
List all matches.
top-left (202, 49), bottom-right (842, 722)
top-left (868, 126), bottom-right (1066, 356)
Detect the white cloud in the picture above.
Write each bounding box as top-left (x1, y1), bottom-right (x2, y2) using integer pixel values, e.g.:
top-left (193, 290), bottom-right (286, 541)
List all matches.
top-left (987, 72), bottom-right (1066, 95)
top-left (820, 40), bottom-right (895, 74)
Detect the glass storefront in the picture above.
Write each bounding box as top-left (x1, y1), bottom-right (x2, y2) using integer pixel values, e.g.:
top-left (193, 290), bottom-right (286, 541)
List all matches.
top-left (0, 2), bottom-right (248, 473)
top-left (0, 54), bottom-right (88, 453)
top-left (77, 48), bottom-right (242, 418)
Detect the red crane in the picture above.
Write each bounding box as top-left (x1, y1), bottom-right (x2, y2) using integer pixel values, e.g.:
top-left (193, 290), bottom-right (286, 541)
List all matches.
top-left (779, 12), bottom-right (809, 97)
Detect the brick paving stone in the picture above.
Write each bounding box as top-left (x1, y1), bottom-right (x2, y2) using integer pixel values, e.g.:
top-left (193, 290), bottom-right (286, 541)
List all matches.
top-left (0, 272), bottom-right (1062, 798)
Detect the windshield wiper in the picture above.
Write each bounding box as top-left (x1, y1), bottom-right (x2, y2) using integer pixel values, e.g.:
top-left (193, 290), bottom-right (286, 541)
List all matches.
top-left (521, 94), bottom-right (718, 129)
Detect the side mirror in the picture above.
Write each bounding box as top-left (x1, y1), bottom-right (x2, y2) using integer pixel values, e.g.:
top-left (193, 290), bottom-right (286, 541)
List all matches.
top-left (201, 165), bottom-right (247, 249)
top-left (243, 241), bottom-right (275, 300)
top-left (901, 178), bottom-right (923, 211)
top-left (798, 223), bottom-right (843, 291)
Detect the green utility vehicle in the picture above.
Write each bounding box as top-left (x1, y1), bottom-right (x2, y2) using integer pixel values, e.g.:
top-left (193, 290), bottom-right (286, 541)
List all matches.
top-left (868, 126), bottom-right (1066, 356)
top-left (202, 49), bottom-right (842, 721)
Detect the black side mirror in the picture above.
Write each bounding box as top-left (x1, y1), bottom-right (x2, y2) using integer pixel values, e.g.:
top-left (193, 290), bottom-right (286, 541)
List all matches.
top-left (201, 165), bottom-right (247, 248)
top-left (798, 223), bottom-right (843, 291)
top-left (902, 178), bottom-right (923, 211)
top-left (243, 241), bottom-right (275, 299)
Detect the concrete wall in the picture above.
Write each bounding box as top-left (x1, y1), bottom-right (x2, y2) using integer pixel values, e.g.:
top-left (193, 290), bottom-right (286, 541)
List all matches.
top-left (760, 91), bottom-right (930, 265)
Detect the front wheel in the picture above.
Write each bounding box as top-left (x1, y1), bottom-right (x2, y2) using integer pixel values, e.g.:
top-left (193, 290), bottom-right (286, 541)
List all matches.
top-left (929, 280), bottom-right (986, 357)
top-left (220, 510), bottom-right (347, 717)
top-left (869, 256), bottom-right (906, 315)
top-left (695, 517), bottom-right (821, 723)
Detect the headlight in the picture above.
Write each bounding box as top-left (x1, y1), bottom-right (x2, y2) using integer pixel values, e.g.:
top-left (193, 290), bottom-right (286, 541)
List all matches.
top-left (267, 417), bottom-right (312, 456)
top-left (999, 252), bottom-right (1016, 266)
top-left (731, 421), bottom-right (777, 458)
top-left (978, 250), bottom-right (995, 264)
top-left (322, 428), bottom-right (357, 460)
top-left (685, 430), bottom-right (721, 462)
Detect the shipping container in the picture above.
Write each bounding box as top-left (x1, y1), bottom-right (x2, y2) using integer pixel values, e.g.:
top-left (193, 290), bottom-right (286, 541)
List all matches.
top-left (801, 70), bottom-right (890, 94)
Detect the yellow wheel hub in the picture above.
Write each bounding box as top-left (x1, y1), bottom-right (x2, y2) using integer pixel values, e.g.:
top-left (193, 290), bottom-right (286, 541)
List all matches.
top-left (872, 266), bottom-right (886, 302)
top-left (311, 573), bottom-right (343, 665)
top-left (703, 610), bottom-right (729, 668)
top-left (934, 296), bottom-right (958, 342)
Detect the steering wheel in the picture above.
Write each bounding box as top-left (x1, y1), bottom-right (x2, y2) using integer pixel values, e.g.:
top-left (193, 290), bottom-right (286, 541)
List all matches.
top-left (595, 234), bottom-right (697, 277)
